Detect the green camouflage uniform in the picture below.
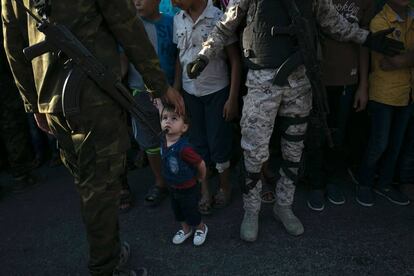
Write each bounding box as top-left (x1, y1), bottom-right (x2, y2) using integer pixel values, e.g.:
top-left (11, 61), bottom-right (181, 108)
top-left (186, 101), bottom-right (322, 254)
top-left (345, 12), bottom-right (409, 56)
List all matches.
top-left (0, 43), bottom-right (34, 179)
top-left (2, 0), bottom-right (168, 274)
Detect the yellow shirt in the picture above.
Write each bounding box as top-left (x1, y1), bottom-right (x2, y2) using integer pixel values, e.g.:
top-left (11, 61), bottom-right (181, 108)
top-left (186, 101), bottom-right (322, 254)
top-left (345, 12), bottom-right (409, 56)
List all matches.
top-left (369, 4), bottom-right (414, 106)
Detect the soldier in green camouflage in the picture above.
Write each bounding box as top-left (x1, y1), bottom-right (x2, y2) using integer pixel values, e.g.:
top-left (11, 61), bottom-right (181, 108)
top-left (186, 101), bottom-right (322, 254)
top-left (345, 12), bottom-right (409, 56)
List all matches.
top-left (2, 0), bottom-right (184, 275)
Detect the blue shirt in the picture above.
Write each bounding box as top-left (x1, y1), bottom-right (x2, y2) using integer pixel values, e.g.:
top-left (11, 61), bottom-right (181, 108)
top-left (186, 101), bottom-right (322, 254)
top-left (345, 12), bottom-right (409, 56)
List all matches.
top-left (127, 14), bottom-right (176, 90)
top-left (159, 0), bottom-right (180, 16)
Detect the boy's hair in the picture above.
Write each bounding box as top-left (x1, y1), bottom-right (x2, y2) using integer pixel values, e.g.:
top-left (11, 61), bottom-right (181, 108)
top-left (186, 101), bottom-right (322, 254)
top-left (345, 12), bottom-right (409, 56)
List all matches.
top-left (161, 104), bottom-right (190, 125)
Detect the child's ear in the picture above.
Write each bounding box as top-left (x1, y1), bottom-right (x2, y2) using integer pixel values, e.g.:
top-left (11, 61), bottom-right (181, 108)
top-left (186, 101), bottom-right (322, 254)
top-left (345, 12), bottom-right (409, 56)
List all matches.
top-left (183, 123), bottom-right (189, 132)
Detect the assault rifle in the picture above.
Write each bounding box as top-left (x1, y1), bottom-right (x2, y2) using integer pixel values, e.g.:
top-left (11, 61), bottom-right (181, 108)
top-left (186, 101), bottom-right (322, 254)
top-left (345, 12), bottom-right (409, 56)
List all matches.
top-left (274, 0), bottom-right (333, 147)
top-left (15, 0), bottom-right (160, 135)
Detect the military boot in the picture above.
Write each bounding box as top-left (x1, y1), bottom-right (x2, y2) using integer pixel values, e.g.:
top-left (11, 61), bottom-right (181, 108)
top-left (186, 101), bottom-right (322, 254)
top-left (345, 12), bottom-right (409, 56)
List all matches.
top-left (240, 182), bottom-right (262, 242)
top-left (273, 203), bottom-right (304, 236)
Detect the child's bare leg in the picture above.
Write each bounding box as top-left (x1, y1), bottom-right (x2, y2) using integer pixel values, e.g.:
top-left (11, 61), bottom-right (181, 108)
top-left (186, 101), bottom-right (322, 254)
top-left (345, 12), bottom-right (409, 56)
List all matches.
top-left (147, 153), bottom-right (165, 188)
top-left (181, 222), bottom-right (191, 233)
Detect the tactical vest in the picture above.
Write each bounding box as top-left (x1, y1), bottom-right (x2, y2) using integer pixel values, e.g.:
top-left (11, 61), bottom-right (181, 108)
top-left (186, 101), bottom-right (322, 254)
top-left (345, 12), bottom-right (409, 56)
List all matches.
top-left (242, 0), bottom-right (317, 70)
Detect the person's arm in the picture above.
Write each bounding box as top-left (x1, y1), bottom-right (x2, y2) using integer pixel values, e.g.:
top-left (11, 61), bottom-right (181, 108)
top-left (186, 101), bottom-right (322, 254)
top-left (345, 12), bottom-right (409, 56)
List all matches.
top-left (223, 42), bottom-right (241, 121)
top-left (181, 146), bottom-right (206, 181)
top-left (354, 46), bottom-right (369, 112)
top-left (96, 1), bottom-right (185, 114)
top-left (1, 0), bottom-right (38, 113)
top-left (173, 55), bottom-right (182, 92)
top-left (199, 0), bottom-right (250, 60)
top-left (96, 0), bottom-right (168, 97)
top-left (314, 0), bottom-right (369, 44)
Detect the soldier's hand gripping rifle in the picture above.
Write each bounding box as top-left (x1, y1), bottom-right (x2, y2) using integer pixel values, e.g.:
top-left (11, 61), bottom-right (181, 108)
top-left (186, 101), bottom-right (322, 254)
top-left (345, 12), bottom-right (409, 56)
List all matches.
top-left (15, 0), bottom-right (160, 136)
top-left (273, 0), bottom-right (333, 147)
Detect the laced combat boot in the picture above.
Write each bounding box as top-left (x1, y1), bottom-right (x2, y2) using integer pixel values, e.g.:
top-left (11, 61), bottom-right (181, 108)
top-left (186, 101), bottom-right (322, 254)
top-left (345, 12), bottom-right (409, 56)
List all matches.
top-left (273, 203), bottom-right (304, 236)
top-left (240, 180), bottom-right (262, 242)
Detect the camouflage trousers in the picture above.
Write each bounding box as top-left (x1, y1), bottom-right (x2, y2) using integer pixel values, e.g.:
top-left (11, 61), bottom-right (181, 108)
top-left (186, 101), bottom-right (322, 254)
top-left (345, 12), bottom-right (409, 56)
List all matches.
top-left (241, 67), bottom-right (312, 206)
top-left (0, 80), bottom-right (34, 178)
top-left (46, 103), bottom-right (130, 276)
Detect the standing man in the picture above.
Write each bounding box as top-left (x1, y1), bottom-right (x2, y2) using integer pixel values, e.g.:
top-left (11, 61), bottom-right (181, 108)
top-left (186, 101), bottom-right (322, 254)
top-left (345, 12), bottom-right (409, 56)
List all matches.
top-left (187, 0), bottom-right (403, 241)
top-left (2, 1), bottom-right (184, 275)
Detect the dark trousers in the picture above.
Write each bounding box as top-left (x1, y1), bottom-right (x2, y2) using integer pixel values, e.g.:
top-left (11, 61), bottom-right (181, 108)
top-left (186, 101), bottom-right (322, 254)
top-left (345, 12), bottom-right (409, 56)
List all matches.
top-left (359, 101), bottom-right (413, 188)
top-left (396, 114), bottom-right (414, 184)
top-left (47, 103), bottom-right (130, 276)
top-left (304, 85), bottom-right (356, 189)
top-left (183, 87), bottom-right (233, 166)
top-left (170, 184), bottom-right (201, 227)
top-left (0, 79), bottom-right (34, 178)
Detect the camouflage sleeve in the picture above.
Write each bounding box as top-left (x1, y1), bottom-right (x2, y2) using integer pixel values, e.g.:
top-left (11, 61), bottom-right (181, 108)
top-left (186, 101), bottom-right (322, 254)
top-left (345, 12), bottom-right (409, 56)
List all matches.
top-left (199, 0), bottom-right (250, 59)
top-left (314, 0), bottom-right (369, 44)
top-left (1, 0), bottom-right (38, 113)
top-left (96, 0), bottom-right (168, 98)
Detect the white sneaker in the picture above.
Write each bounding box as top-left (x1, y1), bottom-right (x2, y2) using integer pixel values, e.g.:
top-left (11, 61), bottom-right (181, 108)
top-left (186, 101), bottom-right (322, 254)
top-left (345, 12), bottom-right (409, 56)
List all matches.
top-left (193, 224), bottom-right (208, 246)
top-left (172, 229), bottom-right (193, 245)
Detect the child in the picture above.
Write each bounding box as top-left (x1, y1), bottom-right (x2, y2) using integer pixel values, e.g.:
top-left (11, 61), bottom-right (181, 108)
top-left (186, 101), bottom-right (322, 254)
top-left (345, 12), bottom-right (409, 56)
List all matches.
top-left (357, 0), bottom-right (414, 206)
top-left (160, 105), bottom-right (208, 246)
top-left (120, 0), bottom-right (177, 208)
top-left (172, 0), bottom-right (241, 214)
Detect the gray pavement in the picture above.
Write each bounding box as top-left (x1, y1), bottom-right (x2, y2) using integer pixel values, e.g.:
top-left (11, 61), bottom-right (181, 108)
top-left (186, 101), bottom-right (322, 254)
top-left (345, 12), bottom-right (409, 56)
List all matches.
top-left (1, 164), bottom-right (413, 276)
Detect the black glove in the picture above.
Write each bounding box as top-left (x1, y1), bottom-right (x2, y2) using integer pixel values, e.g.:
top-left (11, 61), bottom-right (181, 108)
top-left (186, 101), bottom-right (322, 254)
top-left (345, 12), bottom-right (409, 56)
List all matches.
top-left (363, 28), bottom-right (405, 56)
top-left (186, 55), bottom-right (209, 79)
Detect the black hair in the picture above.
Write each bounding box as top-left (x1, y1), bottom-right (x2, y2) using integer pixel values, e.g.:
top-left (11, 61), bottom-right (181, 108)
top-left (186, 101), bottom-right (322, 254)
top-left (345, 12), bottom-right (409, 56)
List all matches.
top-left (161, 104), bottom-right (190, 125)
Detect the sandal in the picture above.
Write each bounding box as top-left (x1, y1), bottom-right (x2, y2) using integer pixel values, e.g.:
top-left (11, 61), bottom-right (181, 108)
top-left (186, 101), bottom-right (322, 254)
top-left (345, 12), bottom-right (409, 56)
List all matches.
top-left (144, 185), bottom-right (168, 207)
top-left (198, 196), bottom-right (213, 215)
top-left (212, 189), bottom-right (231, 209)
top-left (120, 188), bottom-right (133, 213)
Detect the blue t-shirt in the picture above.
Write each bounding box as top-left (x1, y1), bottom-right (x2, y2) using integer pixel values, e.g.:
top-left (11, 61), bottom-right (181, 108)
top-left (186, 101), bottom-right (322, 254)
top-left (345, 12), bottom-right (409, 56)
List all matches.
top-left (159, 0), bottom-right (180, 16)
top-left (127, 14), bottom-right (176, 90)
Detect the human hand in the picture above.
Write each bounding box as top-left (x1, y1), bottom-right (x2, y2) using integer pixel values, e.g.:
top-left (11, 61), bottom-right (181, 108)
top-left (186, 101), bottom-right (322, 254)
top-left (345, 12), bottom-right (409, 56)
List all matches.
top-left (34, 113), bottom-right (53, 135)
top-left (162, 86), bottom-right (185, 115)
top-left (222, 97), bottom-right (238, 121)
top-left (363, 28), bottom-right (404, 56)
top-left (186, 55), bottom-right (209, 79)
top-left (353, 85), bottom-right (368, 112)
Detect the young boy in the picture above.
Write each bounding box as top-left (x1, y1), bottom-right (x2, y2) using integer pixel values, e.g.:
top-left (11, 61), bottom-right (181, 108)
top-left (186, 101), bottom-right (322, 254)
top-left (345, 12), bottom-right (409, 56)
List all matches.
top-left (160, 105), bottom-right (208, 246)
top-left (172, 0), bottom-right (241, 214)
top-left (357, 0), bottom-right (413, 206)
top-left (120, 0), bottom-right (177, 208)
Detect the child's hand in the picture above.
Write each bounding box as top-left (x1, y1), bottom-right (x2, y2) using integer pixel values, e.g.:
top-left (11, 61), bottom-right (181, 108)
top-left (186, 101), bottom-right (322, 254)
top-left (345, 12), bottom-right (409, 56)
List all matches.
top-left (223, 98), bottom-right (238, 122)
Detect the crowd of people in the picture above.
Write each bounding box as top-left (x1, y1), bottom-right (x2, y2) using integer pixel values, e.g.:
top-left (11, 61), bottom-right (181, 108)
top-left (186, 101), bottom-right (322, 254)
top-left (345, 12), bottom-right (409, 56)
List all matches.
top-left (1, 0), bottom-right (414, 275)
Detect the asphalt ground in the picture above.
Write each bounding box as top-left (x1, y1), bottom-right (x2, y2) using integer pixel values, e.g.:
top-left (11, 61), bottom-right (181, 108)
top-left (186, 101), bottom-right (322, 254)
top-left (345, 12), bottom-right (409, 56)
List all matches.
top-left (1, 162), bottom-right (413, 275)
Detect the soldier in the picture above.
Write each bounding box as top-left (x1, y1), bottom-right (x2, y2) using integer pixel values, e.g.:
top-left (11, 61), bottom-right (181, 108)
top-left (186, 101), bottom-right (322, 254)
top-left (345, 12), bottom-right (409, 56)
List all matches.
top-left (187, 0), bottom-right (404, 241)
top-left (2, 0), bottom-right (184, 275)
top-left (0, 15), bottom-right (36, 194)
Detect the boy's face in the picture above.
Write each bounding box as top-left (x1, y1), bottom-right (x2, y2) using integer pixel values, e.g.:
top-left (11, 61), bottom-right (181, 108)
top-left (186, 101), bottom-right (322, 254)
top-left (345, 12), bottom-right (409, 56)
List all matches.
top-left (161, 110), bottom-right (188, 136)
top-left (134, 0), bottom-right (160, 17)
top-left (171, 0), bottom-right (193, 10)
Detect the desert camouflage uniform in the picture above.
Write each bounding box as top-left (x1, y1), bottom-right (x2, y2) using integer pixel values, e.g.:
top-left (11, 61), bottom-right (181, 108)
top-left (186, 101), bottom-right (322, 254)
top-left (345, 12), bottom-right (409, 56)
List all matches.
top-left (2, 0), bottom-right (168, 274)
top-left (199, 0), bottom-right (369, 210)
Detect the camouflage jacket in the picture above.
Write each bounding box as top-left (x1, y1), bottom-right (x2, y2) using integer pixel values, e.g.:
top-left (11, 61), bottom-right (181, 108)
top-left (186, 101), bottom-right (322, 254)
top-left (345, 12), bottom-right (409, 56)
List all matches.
top-left (199, 0), bottom-right (370, 60)
top-left (2, 0), bottom-right (168, 113)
